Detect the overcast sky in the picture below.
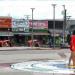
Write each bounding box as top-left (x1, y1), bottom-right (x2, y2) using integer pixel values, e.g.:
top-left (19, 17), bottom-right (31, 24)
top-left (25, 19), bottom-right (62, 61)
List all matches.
top-left (0, 0), bottom-right (75, 19)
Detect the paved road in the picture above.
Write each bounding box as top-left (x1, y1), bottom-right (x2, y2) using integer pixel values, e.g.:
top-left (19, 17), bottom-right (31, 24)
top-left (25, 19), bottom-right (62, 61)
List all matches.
top-left (0, 47), bottom-right (71, 75)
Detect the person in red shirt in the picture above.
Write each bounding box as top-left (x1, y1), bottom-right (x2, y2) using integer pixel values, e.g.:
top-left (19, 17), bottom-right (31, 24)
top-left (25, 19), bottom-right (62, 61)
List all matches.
top-left (69, 30), bottom-right (75, 68)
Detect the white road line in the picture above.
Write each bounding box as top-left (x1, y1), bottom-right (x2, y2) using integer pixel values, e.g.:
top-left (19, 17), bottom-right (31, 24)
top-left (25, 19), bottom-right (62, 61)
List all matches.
top-left (11, 60), bottom-right (75, 74)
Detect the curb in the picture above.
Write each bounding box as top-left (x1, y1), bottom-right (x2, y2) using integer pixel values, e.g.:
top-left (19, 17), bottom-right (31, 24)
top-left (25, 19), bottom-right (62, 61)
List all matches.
top-left (0, 47), bottom-right (52, 51)
top-left (0, 47), bottom-right (69, 51)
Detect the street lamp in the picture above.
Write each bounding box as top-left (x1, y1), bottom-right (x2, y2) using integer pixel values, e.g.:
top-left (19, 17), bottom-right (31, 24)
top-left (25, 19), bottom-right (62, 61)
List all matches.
top-left (8, 28), bottom-right (10, 40)
top-left (31, 8), bottom-right (35, 47)
top-left (24, 15), bottom-right (30, 32)
top-left (62, 5), bottom-right (66, 44)
top-left (66, 16), bottom-right (71, 34)
top-left (52, 4), bottom-right (56, 48)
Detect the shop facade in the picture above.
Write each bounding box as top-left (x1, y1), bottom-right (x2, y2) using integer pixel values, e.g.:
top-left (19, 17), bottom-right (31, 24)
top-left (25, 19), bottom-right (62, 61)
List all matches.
top-left (12, 18), bottom-right (30, 46)
top-left (29, 20), bottom-right (49, 47)
top-left (0, 17), bottom-right (13, 40)
top-left (48, 20), bottom-right (64, 47)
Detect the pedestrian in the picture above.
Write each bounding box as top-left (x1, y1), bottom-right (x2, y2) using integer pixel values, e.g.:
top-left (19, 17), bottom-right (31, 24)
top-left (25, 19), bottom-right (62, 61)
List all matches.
top-left (27, 40), bottom-right (32, 47)
top-left (34, 41), bottom-right (40, 47)
top-left (68, 30), bottom-right (75, 68)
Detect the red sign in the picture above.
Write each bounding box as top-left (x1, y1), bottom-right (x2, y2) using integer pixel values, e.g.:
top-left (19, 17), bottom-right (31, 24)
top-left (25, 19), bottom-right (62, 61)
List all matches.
top-left (0, 17), bottom-right (12, 28)
top-left (29, 20), bottom-right (48, 29)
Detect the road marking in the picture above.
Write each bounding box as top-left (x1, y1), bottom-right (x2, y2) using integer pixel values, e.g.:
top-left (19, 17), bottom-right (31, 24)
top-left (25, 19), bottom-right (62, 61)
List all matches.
top-left (11, 60), bottom-right (75, 74)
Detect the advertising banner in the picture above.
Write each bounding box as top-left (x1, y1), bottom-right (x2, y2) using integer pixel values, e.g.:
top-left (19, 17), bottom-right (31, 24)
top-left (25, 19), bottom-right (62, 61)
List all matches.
top-left (29, 20), bottom-right (48, 29)
top-left (0, 17), bottom-right (12, 28)
top-left (12, 19), bottom-right (29, 32)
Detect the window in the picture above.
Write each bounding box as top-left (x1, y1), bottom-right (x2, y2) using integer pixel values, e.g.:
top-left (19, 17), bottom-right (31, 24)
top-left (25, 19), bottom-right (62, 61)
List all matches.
top-left (48, 21), bottom-right (63, 29)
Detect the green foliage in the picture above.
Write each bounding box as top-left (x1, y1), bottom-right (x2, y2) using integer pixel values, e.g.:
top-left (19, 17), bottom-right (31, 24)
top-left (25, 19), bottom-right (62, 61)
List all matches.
top-left (55, 36), bottom-right (61, 46)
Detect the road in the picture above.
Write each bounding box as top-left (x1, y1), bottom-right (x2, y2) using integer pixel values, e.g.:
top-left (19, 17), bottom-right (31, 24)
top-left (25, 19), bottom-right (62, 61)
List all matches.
top-left (0, 47), bottom-right (71, 75)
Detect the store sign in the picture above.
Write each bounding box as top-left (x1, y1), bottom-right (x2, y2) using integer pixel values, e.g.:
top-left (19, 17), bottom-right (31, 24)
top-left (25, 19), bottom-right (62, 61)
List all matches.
top-left (12, 28), bottom-right (29, 32)
top-left (29, 20), bottom-right (48, 29)
top-left (18, 27), bottom-right (24, 31)
top-left (12, 19), bottom-right (29, 32)
top-left (0, 17), bottom-right (12, 28)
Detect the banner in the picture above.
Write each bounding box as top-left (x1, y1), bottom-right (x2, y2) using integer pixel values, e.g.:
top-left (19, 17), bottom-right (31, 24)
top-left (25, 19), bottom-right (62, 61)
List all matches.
top-left (12, 19), bottom-right (29, 32)
top-left (29, 20), bottom-right (48, 29)
top-left (0, 17), bottom-right (12, 28)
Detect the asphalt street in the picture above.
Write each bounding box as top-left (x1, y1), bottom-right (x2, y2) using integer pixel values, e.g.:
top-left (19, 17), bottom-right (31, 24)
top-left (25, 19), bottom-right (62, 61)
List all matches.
top-left (0, 47), bottom-right (72, 75)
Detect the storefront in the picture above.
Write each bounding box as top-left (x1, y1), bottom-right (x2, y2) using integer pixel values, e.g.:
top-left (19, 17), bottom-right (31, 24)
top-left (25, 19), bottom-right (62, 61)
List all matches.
top-left (12, 18), bottom-right (29, 46)
top-left (29, 20), bottom-right (49, 46)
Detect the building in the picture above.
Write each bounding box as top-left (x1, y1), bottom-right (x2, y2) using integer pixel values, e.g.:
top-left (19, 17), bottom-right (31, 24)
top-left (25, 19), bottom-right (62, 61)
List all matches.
top-left (12, 18), bottom-right (29, 46)
top-left (0, 16), bottom-right (74, 47)
top-left (67, 20), bottom-right (75, 33)
top-left (0, 16), bottom-right (13, 40)
top-left (29, 20), bottom-right (49, 46)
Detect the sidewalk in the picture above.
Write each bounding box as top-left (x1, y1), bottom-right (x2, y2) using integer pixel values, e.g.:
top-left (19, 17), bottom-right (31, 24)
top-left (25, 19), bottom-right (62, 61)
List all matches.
top-left (0, 47), bottom-right (69, 51)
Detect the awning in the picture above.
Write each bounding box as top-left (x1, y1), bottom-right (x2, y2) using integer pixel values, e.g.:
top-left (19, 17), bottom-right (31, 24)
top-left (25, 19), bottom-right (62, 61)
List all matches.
top-left (13, 32), bottom-right (49, 35)
top-left (32, 32), bottom-right (49, 35)
top-left (0, 32), bottom-right (13, 36)
top-left (0, 32), bottom-right (49, 36)
top-left (13, 32), bottom-right (31, 35)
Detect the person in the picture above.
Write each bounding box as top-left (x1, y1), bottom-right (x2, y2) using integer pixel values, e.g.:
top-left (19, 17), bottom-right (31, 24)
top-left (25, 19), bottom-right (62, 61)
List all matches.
top-left (68, 30), bottom-right (75, 68)
top-left (3, 40), bottom-right (10, 47)
top-left (34, 41), bottom-right (40, 47)
top-left (0, 40), bottom-right (3, 47)
top-left (67, 33), bottom-right (71, 45)
top-left (27, 40), bottom-right (32, 47)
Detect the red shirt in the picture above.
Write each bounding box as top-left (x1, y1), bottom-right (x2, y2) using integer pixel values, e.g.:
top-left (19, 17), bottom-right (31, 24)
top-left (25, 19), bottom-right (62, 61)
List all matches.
top-left (70, 35), bottom-right (75, 52)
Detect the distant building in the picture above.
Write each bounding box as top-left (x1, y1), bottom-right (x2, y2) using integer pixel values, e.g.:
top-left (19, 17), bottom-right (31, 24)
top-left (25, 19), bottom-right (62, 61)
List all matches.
top-left (0, 16), bottom-right (13, 40)
top-left (68, 20), bottom-right (75, 33)
top-left (48, 19), bottom-right (63, 36)
top-left (0, 16), bottom-right (75, 46)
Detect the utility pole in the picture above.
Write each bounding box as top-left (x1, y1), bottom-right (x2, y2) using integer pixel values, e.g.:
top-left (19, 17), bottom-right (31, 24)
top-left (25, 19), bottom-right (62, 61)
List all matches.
top-left (24, 15), bottom-right (30, 20)
top-left (24, 15), bottom-right (30, 32)
top-left (52, 4), bottom-right (56, 48)
top-left (25, 15), bottom-right (29, 32)
top-left (62, 5), bottom-right (66, 44)
top-left (66, 16), bottom-right (71, 30)
top-left (31, 8), bottom-right (35, 47)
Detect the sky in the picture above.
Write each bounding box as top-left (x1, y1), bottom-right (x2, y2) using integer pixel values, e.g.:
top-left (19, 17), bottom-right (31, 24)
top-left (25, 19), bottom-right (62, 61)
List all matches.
top-left (0, 0), bottom-right (75, 20)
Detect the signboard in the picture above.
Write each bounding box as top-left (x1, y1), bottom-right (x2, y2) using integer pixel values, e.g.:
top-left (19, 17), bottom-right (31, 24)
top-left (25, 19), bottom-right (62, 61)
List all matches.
top-left (0, 17), bottom-right (12, 28)
top-left (29, 20), bottom-right (48, 29)
top-left (12, 19), bottom-right (29, 32)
